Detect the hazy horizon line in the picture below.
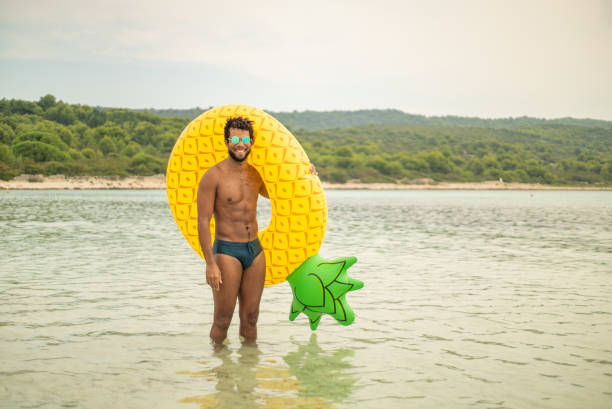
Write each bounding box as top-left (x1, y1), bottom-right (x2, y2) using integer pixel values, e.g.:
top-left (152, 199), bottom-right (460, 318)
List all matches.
top-left (4, 94), bottom-right (611, 123)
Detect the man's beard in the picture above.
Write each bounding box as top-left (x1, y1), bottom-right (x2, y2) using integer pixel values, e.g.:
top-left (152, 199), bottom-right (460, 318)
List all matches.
top-left (229, 148), bottom-right (251, 162)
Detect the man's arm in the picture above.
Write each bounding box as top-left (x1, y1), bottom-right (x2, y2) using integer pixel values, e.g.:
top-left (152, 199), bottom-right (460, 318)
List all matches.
top-left (197, 169), bottom-right (223, 291)
top-left (259, 182), bottom-right (269, 199)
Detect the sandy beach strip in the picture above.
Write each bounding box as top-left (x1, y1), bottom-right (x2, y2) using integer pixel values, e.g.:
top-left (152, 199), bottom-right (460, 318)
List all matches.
top-left (1, 174), bottom-right (610, 191)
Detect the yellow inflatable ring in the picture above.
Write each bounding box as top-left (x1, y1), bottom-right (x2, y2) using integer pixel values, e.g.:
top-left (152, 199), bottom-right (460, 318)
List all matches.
top-left (166, 104), bottom-right (327, 286)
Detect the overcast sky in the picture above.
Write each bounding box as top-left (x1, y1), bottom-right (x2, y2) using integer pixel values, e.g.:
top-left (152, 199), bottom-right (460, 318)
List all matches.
top-left (1, 0), bottom-right (611, 119)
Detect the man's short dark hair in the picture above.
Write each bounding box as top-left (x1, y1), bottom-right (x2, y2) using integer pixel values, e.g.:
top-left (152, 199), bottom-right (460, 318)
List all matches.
top-left (224, 117), bottom-right (254, 143)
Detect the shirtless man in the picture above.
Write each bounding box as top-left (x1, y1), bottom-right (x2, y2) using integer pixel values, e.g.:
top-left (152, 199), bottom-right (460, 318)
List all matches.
top-left (197, 117), bottom-right (267, 344)
top-left (198, 117), bottom-right (317, 343)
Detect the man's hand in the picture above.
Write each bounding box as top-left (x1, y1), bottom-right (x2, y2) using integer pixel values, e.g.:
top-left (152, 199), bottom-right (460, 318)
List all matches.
top-left (310, 164), bottom-right (318, 176)
top-left (206, 263), bottom-right (223, 291)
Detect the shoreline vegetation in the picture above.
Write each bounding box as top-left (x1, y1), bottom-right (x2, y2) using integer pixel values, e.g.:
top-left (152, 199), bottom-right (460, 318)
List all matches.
top-left (1, 174), bottom-right (610, 191)
top-left (1, 95), bottom-right (611, 187)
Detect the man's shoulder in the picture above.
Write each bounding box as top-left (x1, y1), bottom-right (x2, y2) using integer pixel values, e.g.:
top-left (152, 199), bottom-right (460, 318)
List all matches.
top-left (199, 164), bottom-right (222, 187)
top-left (208, 162), bottom-right (223, 173)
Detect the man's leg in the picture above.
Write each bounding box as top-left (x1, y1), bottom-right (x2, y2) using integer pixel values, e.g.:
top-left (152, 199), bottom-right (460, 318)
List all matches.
top-left (210, 254), bottom-right (242, 343)
top-left (238, 252), bottom-right (266, 342)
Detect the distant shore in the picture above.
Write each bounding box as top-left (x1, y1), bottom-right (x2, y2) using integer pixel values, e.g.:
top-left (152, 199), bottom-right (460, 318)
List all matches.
top-left (1, 174), bottom-right (610, 191)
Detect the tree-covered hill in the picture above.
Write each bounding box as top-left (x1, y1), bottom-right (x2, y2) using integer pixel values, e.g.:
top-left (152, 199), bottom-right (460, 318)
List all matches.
top-left (300, 124), bottom-right (612, 184)
top-left (1, 95), bottom-right (611, 185)
top-left (0, 96), bottom-right (188, 179)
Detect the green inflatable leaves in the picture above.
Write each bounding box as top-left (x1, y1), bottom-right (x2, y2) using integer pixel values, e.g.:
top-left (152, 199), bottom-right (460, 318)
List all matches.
top-left (287, 255), bottom-right (364, 330)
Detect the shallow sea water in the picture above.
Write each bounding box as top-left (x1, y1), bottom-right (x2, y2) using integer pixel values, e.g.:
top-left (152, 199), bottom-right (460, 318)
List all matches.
top-left (1, 189), bottom-right (611, 409)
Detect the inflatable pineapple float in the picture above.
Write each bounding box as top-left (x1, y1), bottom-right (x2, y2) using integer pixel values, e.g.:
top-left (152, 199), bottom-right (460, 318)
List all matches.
top-left (167, 105), bottom-right (363, 329)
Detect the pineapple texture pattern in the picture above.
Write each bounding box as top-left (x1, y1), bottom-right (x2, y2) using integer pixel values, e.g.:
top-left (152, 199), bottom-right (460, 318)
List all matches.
top-left (166, 105), bottom-right (327, 285)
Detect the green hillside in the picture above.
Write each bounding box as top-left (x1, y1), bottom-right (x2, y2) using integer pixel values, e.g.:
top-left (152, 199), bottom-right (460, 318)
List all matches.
top-left (1, 95), bottom-right (611, 185)
top-left (300, 124), bottom-right (612, 184)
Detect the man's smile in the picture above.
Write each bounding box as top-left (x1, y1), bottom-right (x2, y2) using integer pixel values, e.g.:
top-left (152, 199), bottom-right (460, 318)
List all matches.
top-left (228, 145), bottom-right (251, 162)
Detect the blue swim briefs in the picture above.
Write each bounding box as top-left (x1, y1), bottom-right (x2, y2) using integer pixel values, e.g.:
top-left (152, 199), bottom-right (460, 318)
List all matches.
top-left (212, 238), bottom-right (263, 269)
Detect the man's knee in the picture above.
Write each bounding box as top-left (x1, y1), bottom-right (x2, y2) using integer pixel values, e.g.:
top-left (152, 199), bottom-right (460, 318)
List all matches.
top-left (241, 309), bottom-right (259, 327)
top-left (213, 313), bottom-right (233, 331)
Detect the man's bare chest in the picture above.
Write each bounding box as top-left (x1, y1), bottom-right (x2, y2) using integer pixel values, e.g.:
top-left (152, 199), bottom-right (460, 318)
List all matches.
top-left (216, 169), bottom-right (261, 207)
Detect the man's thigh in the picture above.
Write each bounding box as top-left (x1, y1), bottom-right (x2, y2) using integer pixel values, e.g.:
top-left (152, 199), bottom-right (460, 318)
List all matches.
top-left (239, 252), bottom-right (266, 311)
top-left (212, 254), bottom-right (243, 315)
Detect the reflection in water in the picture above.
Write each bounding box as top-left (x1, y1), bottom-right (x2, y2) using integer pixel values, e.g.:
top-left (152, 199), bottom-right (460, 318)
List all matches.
top-left (284, 334), bottom-right (356, 403)
top-left (179, 335), bottom-right (356, 409)
top-left (179, 343), bottom-right (260, 409)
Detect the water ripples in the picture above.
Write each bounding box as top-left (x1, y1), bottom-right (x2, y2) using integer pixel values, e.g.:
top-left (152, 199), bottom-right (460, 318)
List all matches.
top-left (1, 190), bottom-right (612, 408)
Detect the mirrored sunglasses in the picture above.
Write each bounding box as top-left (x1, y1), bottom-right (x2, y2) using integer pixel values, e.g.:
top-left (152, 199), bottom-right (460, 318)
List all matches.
top-left (230, 136), bottom-right (251, 144)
